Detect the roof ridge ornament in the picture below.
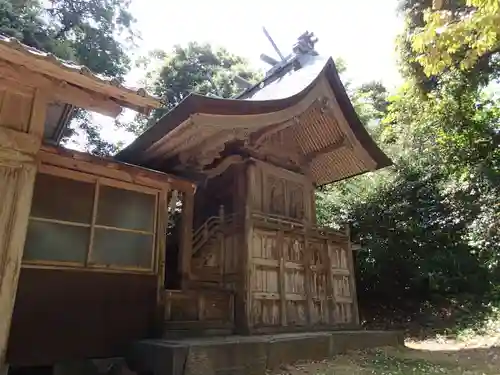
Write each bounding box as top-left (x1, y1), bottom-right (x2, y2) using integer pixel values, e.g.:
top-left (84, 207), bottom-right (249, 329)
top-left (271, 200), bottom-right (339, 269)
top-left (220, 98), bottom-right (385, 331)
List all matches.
top-left (234, 29), bottom-right (320, 99)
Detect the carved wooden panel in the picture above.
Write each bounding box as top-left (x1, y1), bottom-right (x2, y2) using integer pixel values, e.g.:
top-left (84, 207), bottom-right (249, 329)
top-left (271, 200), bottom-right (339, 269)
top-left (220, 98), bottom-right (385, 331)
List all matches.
top-left (328, 243), bottom-right (354, 324)
top-left (287, 181), bottom-right (305, 220)
top-left (250, 230), bottom-right (280, 326)
top-left (165, 289), bottom-right (234, 324)
top-left (267, 175), bottom-right (286, 216)
top-left (254, 161), bottom-right (312, 221)
top-left (247, 227), bottom-right (357, 331)
top-left (283, 236), bottom-right (303, 262)
top-left (252, 127), bottom-right (304, 171)
top-left (251, 230), bottom-right (279, 260)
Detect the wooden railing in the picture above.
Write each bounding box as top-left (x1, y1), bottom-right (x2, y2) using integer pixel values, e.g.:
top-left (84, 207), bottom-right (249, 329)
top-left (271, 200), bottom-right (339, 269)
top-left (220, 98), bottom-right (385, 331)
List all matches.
top-left (192, 206), bottom-right (236, 255)
top-left (193, 210), bottom-right (349, 257)
top-left (251, 211), bottom-right (348, 241)
top-left (192, 215), bottom-right (221, 254)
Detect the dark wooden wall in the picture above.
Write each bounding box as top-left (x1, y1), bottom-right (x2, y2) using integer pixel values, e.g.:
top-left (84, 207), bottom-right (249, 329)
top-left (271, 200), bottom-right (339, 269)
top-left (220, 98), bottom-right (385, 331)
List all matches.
top-left (7, 268), bottom-right (157, 366)
top-left (194, 164), bottom-right (246, 229)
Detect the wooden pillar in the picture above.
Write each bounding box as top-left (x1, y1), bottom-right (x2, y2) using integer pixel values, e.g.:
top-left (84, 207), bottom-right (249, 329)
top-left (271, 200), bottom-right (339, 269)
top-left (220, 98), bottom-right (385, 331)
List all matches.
top-left (218, 205), bottom-right (225, 285)
top-left (234, 162), bottom-right (253, 334)
top-left (0, 87), bottom-right (46, 371)
top-left (277, 230), bottom-right (287, 327)
top-left (302, 231), bottom-right (314, 326)
top-left (179, 190), bottom-right (194, 289)
top-left (323, 240), bottom-right (336, 325)
top-left (345, 225), bottom-right (360, 325)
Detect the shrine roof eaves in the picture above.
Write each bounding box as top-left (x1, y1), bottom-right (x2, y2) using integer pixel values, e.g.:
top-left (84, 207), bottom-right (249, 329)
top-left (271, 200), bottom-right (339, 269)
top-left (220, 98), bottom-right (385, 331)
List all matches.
top-left (116, 57), bottom-right (392, 184)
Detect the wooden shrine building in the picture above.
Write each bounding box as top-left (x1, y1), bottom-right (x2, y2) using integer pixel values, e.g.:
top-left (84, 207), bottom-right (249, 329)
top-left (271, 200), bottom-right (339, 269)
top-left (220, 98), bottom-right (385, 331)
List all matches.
top-left (0, 32), bottom-right (393, 374)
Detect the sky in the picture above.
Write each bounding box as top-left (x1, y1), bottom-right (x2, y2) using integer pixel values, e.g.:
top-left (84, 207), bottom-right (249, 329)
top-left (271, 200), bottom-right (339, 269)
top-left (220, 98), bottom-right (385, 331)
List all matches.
top-left (92, 0), bottom-right (405, 148)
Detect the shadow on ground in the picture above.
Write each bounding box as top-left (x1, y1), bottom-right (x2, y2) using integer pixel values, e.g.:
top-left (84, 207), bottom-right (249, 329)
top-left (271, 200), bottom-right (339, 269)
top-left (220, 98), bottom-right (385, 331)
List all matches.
top-left (269, 344), bottom-right (500, 375)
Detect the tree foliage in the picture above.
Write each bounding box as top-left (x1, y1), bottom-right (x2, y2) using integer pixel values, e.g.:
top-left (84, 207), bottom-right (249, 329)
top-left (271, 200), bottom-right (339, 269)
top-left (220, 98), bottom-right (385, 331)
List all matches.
top-left (121, 42), bottom-right (261, 134)
top-left (412, 0), bottom-right (500, 77)
top-left (1, 0), bottom-right (134, 76)
top-left (316, 0), bottom-right (500, 333)
top-left (0, 0), bottom-right (136, 154)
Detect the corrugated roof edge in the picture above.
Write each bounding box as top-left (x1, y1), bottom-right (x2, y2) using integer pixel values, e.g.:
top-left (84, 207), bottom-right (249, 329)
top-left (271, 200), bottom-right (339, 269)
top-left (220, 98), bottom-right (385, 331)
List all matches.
top-left (116, 57), bottom-right (392, 173)
top-left (0, 34), bottom-right (162, 111)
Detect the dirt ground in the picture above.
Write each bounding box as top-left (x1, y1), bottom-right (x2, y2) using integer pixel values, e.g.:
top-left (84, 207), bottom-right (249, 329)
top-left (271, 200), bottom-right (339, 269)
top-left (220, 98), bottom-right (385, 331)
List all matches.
top-left (269, 334), bottom-right (500, 374)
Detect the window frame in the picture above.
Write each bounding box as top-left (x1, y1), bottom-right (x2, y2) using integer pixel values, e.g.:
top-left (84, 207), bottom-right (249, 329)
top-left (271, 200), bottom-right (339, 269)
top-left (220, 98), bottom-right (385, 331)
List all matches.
top-left (23, 164), bottom-right (160, 274)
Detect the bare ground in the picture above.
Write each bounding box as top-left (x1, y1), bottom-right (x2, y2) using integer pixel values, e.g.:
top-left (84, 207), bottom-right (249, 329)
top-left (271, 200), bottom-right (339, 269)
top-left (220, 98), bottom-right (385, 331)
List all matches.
top-left (269, 332), bottom-right (500, 374)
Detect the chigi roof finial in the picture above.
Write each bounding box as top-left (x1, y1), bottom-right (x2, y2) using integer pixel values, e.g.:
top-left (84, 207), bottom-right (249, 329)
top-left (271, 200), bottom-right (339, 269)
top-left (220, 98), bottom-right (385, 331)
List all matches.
top-left (233, 29), bottom-right (320, 98)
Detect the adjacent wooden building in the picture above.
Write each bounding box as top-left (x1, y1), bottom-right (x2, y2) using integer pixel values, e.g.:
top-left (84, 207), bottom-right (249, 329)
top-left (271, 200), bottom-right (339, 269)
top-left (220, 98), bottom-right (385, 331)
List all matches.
top-left (0, 33), bottom-right (391, 372)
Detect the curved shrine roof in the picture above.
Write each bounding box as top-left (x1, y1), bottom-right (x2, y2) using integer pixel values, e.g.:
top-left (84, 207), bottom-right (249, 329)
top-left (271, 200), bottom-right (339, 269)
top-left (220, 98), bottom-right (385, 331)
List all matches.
top-left (116, 56), bottom-right (391, 186)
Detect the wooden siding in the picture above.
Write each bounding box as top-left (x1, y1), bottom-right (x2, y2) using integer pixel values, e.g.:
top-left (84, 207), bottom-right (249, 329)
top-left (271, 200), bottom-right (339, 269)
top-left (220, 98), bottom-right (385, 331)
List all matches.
top-left (248, 227), bottom-right (356, 330)
top-left (249, 161), bottom-right (314, 223)
top-left (7, 268), bottom-right (157, 366)
top-left (0, 78), bottom-right (46, 371)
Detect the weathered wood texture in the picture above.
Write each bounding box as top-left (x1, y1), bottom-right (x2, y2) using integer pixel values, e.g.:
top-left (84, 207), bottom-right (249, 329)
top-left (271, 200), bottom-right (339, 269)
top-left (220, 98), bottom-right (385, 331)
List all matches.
top-left (0, 80), bottom-right (45, 371)
top-left (190, 164), bottom-right (245, 286)
top-left (184, 160), bottom-right (358, 335)
top-left (248, 226), bottom-right (355, 331)
top-left (0, 163), bottom-right (37, 367)
top-left (7, 268), bottom-right (157, 366)
top-left (244, 161), bottom-right (358, 333)
top-left (163, 288), bottom-right (234, 337)
top-left (5, 143), bottom-right (200, 365)
top-left (249, 160), bottom-right (315, 224)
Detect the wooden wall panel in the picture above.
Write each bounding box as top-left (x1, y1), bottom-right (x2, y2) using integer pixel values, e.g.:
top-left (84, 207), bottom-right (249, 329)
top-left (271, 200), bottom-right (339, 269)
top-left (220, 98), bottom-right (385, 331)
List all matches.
top-left (0, 90), bottom-right (34, 132)
top-left (7, 268), bottom-right (157, 366)
top-left (0, 163), bottom-right (37, 369)
top-left (248, 226), bottom-right (357, 332)
top-left (223, 234), bottom-right (239, 275)
top-left (249, 161), bottom-right (314, 223)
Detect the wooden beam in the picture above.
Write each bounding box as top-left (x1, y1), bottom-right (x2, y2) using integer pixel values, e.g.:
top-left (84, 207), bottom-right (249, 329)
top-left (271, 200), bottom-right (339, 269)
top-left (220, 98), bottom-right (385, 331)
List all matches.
top-left (0, 126), bottom-right (40, 156)
top-left (241, 163), bottom-right (253, 334)
top-left (304, 136), bottom-right (348, 162)
top-left (345, 226), bottom-right (360, 325)
top-left (39, 145), bottom-right (195, 192)
top-left (0, 61), bottom-right (122, 117)
top-left (204, 155), bottom-right (244, 179)
top-left (323, 240), bottom-right (336, 325)
top-left (27, 89), bottom-right (48, 139)
top-left (303, 232), bottom-right (314, 325)
top-left (0, 42), bottom-right (161, 111)
top-left (156, 188), bottom-right (169, 298)
top-left (0, 161), bottom-right (37, 372)
top-left (277, 230), bottom-right (287, 327)
top-left (179, 191), bottom-right (194, 288)
top-left (0, 74), bottom-right (48, 370)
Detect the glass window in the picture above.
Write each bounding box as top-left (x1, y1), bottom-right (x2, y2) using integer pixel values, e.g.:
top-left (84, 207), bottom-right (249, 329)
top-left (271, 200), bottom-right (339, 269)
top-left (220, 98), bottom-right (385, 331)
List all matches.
top-left (91, 228), bottom-right (153, 268)
top-left (30, 174), bottom-right (94, 223)
top-left (24, 170), bottom-right (158, 272)
top-left (96, 185), bottom-right (155, 231)
top-left (24, 220), bottom-right (89, 263)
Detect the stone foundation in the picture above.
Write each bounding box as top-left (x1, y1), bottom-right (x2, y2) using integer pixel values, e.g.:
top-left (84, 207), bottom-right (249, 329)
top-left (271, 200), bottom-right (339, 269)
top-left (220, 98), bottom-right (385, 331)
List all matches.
top-left (127, 330), bottom-right (404, 375)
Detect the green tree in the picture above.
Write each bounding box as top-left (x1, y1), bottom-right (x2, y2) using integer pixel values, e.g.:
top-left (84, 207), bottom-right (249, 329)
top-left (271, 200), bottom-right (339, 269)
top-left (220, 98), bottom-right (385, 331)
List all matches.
top-left (316, 8), bottom-right (500, 330)
top-left (412, 0), bottom-right (500, 77)
top-left (122, 42), bottom-right (262, 134)
top-left (0, 0), bottom-right (136, 155)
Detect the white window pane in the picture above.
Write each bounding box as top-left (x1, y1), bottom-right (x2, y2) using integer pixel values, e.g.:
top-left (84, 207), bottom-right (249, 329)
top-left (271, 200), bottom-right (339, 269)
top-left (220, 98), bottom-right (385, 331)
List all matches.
top-left (96, 186), bottom-right (155, 231)
top-left (23, 220), bottom-right (89, 263)
top-left (91, 228), bottom-right (153, 269)
top-left (31, 174), bottom-right (94, 223)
